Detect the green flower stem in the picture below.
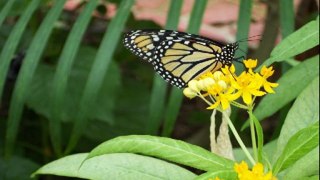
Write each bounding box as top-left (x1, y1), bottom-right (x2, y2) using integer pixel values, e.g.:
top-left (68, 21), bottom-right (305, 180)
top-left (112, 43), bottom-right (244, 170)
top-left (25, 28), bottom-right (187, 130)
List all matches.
top-left (198, 93), bottom-right (213, 106)
top-left (249, 108), bottom-right (258, 162)
top-left (231, 101), bottom-right (248, 110)
top-left (222, 111), bottom-right (256, 165)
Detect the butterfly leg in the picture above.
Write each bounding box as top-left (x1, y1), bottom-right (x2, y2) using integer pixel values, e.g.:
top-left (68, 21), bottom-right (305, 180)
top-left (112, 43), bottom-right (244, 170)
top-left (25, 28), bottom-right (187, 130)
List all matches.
top-left (233, 56), bottom-right (245, 63)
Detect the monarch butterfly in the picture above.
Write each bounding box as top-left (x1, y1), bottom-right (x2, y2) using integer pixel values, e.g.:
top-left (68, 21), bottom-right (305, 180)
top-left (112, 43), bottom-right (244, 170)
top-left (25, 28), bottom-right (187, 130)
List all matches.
top-left (123, 29), bottom-right (239, 88)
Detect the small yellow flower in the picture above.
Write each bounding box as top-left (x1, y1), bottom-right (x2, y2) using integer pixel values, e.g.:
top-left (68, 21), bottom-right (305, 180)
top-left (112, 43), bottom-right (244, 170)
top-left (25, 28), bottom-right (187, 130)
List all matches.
top-left (243, 59), bottom-right (258, 69)
top-left (259, 66), bottom-right (279, 93)
top-left (183, 59), bottom-right (278, 110)
top-left (260, 66), bottom-right (274, 78)
top-left (234, 161), bottom-right (277, 180)
top-left (231, 72), bottom-right (265, 105)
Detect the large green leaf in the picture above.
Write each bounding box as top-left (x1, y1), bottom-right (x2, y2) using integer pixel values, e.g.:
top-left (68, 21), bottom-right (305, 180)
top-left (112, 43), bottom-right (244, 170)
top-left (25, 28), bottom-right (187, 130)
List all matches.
top-left (261, 17), bottom-right (319, 68)
top-left (87, 135), bottom-right (234, 171)
top-left (26, 46), bottom-right (120, 123)
top-left (283, 146), bottom-right (319, 180)
top-left (242, 56), bottom-right (319, 130)
top-left (273, 76), bottom-right (319, 162)
top-left (33, 153), bottom-right (196, 180)
top-left (273, 123), bottom-right (319, 174)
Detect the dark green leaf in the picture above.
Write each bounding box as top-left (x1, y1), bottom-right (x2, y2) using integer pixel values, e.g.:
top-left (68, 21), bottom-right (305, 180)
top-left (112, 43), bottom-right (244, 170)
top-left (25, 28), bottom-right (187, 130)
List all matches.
top-left (66, 0), bottom-right (135, 154)
top-left (49, 0), bottom-right (98, 156)
top-left (26, 46), bottom-right (120, 124)
top-left (163, 0), bottom-right (208, 137)
top-left (149, 0), bottom-right (183, 136)
top-left (0, 156), bottom-right (39, 180)
top-left (5, 0), bottom-right (66, 158)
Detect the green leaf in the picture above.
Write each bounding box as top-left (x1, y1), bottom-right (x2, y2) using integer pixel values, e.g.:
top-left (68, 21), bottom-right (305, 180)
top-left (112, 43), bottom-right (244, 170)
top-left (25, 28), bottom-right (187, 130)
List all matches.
top-left (242, 55), bottom-right (319, 130)
top-left (162, 0), bottom-right (208, 137)
top-left (279, 0), bottom-right (294, 38)
top-left (0, 156), bottom-right (39, 180)
top-left (273, 76), bottom-right (319, 162)
top-left (195, 170), bottom-right (237, 180)
top-left (5, 0), bottom-right (66, 158)
top-left (66, 0), bottom-right (134, 154)
top-left (148, 0), bottom-right (183, 135)
top-left (273, 123), bottom-right (319, 174)
top-left (299, 175), bottom-right (319, 180)
top-left (283, 146), bottom-right (319, 180)
top-left (49, 0), bottom-right (98, 156)
top-left (249, 111), bottom-right (263, 163)
top-left (261, 17), bottom-right (319, 68)
top-left (83, 80), bottom-right (150, 141)
top-left (33, 153), bottom-right (196, 180)
top-left (234, 0), bottom-right (252, 73)
top-left (26, 46), bottom-right (120, 124)
top-left (87, 135), bottom-right (234, 171)
top-left (0, 0), bottom-right (40, 101)
top-left (0, 1), bottom-right (15, 28)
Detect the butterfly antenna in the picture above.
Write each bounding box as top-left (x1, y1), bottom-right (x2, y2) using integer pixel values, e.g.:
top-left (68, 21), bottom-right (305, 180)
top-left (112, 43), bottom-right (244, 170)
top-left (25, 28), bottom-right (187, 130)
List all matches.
top-left (237, 35), bottom-right (261, 42)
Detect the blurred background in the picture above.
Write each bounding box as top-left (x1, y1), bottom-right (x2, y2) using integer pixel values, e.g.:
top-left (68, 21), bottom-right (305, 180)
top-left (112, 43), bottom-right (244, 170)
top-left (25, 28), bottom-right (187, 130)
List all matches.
top-left (0, 0), bottom-right (318, 179)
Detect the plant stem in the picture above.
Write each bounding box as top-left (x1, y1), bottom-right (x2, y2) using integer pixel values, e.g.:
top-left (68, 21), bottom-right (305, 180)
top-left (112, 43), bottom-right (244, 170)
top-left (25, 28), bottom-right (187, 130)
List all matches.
top-left (249, 108), bottom-right (258, 161)
top-left (222, 111), bottom-right (255, 165)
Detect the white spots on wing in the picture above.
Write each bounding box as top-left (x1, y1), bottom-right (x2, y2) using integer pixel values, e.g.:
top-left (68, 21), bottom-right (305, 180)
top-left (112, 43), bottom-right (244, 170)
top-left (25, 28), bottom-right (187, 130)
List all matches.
top-left (146, 44), bottom-right (154, 49)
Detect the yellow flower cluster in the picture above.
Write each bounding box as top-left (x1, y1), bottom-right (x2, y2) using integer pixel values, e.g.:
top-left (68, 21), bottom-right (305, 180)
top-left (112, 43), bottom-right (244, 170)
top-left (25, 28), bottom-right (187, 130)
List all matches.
top-left (234, 161), bottom-right (277, 180)
top-left (183, 59), bottom-right (278, 110)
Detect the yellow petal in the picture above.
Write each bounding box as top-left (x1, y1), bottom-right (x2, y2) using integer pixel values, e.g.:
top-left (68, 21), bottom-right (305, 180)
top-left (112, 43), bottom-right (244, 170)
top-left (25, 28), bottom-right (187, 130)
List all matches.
top-left (264, 84), bottom-right (275, 93)
top-left (220, 97), bottom-right (230, 110)
top-left (242, 91), bottom-right (252, 105)
top-left (228, 91), bottom-right (241, 101)
top-left (243, 59), bottom-right (258, 69)
top-left (251, 89), bottom-right (266, 96)
top-left (207, 100), bottom-right (220, 110)
top-left (230, 64), bottom-right (235, 73)
top-left (252, 163), bottom-right (264, 174)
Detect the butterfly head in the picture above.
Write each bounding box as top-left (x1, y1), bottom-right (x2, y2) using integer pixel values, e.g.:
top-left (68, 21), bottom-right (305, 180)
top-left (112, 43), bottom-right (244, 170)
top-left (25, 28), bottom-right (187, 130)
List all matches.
top-left (218, 42), bottom-right (239, 64)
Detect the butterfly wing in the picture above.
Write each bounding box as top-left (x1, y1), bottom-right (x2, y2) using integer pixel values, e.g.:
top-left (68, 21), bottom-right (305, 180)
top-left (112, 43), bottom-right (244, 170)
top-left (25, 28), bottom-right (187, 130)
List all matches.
top-left (123, 30), bottom-right (224, 62)
top-left (153, 39), bottom-right (229, 88)
top-left (124, 30), bottom-right (236, 88)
